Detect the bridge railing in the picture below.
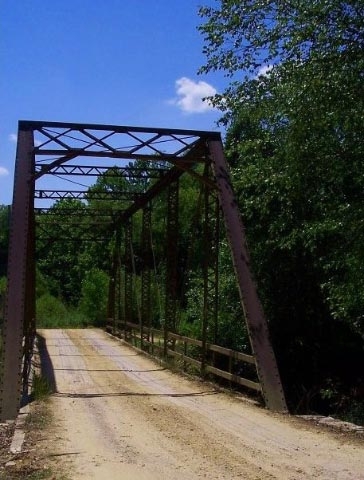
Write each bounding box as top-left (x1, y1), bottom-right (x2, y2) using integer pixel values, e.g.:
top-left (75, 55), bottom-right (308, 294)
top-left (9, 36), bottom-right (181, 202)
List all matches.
top-left (106, 319), bottom-right (261, 394)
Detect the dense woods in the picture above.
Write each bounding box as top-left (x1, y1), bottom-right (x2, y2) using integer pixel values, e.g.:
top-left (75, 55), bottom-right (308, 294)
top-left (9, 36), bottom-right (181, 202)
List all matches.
top-left (198, 0), bottom-right (364, 420)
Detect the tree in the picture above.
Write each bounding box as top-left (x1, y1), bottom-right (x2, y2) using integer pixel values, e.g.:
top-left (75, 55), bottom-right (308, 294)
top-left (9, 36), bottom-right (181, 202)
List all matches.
top-left (36, 199), bottom-right (89, 305)
top-left (0, 276), bottom-right (6, 325)
top-left (79, 268), bottom-right (109, 326)
top-left (199, 0), bottom-right (364, 413)
top-left (0, 205), bottom-right (10, 277)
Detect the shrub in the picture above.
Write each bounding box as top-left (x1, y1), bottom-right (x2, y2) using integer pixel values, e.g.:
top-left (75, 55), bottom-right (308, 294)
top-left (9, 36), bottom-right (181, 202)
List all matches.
top-left (79, 268), bottom-right (109, 326)
top-left (36, 293), bottom-right (68, 328)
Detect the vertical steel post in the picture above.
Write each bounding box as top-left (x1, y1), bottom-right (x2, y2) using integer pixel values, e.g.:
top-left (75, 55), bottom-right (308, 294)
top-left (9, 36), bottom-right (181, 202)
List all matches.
top-left (141, 205), bottom-right (152, 348)
top-left (209, 138), bottom-right (287, 412)
top-left (124, 220), bottom-right (133, 332)
top-left (116, 240), bottom-right (123, 333)
top-left (107, 230), bottom-right (120, 333)
top-left (201, 168), bottom-right (220, 375)
top-left (210, 197), bottom-right (220, 371)
top-left (0, 128), bottom-right (35, 421)
top-left (164, 180), bottom-right (179, 356)
top-left (22, 207), bottom-right (36, 397)
top-left (106, 277), bottom-right (115, 332)
top-left (201, 183), bottom-right (209, 376)
top-left (208, 191), bottom-right (220, 345)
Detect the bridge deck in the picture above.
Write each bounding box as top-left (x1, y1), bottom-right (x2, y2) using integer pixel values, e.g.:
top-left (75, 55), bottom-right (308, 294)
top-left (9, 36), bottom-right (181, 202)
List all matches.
top-left (36, 329), bottom-right (363, 479)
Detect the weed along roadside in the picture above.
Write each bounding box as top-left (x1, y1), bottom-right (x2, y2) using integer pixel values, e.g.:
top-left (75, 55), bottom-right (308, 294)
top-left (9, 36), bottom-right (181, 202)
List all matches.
top-left (0, 385), bottom-right (66, 479)
top-left (0, 336), bottom-right (68, 480)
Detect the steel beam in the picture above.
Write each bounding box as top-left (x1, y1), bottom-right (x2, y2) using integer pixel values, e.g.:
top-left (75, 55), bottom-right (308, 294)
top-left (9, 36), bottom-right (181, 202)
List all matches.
top-left (107, 230), bottom-right (120, 333)
top-left (201, 165), bottom-right (220, 375)
top-left (124, 220), bottom-right (133, 327)
top-left (141, 205), bottom-right (152, 347)
top-left (164, 180), bottom-right (179, 356)
top-left (0, 129), bottom-right (35, 420)
top-left (34, 190), bottom-right (140, 201)
top-left (20, 119), bottom-right (220, 138)
top-left (35, 164), bottom-right (168, 178)
top-left (34, 208), bottom-right (119, 216)
top-left (22, 206), bottom-right (36, 397)
top-left (209, 138), bottom-right (287, 412)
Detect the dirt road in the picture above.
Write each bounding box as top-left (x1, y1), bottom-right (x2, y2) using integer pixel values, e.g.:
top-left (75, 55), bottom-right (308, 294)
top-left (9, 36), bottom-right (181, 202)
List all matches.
top-left (38, 329), bottom-right (363, 479)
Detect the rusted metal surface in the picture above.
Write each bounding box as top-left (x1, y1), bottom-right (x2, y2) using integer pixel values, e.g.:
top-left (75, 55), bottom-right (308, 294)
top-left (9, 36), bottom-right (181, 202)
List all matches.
top-left (107, 230), bottom-right (120, 334)
top-left (0, 120), bottom-right (287, 420)
top-left (201, 165), bottom-right (220, 375)
top-left (35, 164), bottom-right (168, 178)
top-left (208, 138), bottom-right (287, 412)
top-left (22, 205), bottom-right (36, 398)
top-left (164, 180), bottom-right (179, 356)
top-left (141, 205), bottom-right (152, 347)
top-left (0, 129), bottom-right (35, 421)
top-left (34, 207), bottom-right (117, 216)
top-left (29, 121), bottom-right (213, 172)
top-left (124, 219), bottom-right (133, 327)
top-left (35, 190), bottom-right (141, 201)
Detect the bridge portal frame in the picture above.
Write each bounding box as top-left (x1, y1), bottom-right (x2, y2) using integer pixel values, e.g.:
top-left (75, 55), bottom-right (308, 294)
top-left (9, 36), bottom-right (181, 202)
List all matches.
top-left (0, 120), bottom-right (287, 420)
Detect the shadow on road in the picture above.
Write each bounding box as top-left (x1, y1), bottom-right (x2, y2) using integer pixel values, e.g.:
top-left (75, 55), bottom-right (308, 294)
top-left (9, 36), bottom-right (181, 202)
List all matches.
top-left (36, 333), bottom-right (57, 394)
top-left (53, 390), bottom-right (219, 399)
top-left (52, 367), bottom-right (166, 373)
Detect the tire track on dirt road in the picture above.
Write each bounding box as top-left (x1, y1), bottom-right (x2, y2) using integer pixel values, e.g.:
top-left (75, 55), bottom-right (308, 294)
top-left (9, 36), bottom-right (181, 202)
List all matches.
top-left (38, 329), bottom-right (364, 480)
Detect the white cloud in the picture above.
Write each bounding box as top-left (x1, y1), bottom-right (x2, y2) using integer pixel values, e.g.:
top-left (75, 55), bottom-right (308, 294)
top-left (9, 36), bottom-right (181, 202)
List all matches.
top-left (0, 167), bottom-right (9, 176)
top-left (257, 64), bottom-right (273, 77)
top-left (170, 77), bottom-right (217, 114)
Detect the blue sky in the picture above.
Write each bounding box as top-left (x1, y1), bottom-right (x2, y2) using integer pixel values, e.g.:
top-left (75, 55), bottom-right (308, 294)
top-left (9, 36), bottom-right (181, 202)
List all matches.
top-left (0, 0), bottom-right (226, 204)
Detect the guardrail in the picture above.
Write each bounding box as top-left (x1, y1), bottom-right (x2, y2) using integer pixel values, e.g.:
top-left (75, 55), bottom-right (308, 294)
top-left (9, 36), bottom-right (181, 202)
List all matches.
top-left (106, 319), bottom-right (261, 393)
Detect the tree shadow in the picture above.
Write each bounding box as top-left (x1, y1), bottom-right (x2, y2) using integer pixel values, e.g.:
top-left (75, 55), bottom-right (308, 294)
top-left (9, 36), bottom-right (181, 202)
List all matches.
top-left (53, 390), bottom-right (218, 399)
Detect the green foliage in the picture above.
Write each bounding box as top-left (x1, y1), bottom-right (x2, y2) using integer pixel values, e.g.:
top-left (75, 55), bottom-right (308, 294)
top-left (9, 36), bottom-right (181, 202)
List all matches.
top-left (182, 247), bottom-right (250, 353)
top-left (36, 293), bottom-right (68, 327)
top-left (199, 1), bottom-right (364, 78)
top-left (199, 0), bottom-right (364, 413)
top-left (178, 313), bottom-right (202, 339)
top-left (36, 199), bottom-right (90, 305)
top-left (37, 293), bottom-right (88, 328)
top-left (342, 401), bottom-right (364, 426)
top-left (0, 276), bottom-right (6, 300)
top-left (0, 276), bottom-right (6, 331)
top-left (32, 373), bottom-right (52, 400)
top-left (79, 268), bottom-right (109, 325)
top-left (36, 268), bottom-right (50, 299)
top-left (0, 204), bottom-right (10, 277)
top-left (216, 241), bottom-right (251, 352)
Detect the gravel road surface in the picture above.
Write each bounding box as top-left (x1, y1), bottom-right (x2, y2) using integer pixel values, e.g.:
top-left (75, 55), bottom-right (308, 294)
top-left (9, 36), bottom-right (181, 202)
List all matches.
top-left (38, 329), bottom-right (364, 479)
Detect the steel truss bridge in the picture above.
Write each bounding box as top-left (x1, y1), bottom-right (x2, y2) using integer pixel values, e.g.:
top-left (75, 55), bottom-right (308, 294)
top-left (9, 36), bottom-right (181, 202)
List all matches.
top-left (0, 121), bottom-right (287, 420)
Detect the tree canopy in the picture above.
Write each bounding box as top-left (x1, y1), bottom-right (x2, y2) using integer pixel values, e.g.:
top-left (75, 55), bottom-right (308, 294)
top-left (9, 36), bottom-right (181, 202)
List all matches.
top-left (199, 0), bottom-right (364, 415)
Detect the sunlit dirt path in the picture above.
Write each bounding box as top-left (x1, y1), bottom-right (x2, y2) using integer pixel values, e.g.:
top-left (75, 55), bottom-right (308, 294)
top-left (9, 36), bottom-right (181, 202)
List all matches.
top-left (37, 329), bottom-right (364, 480)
